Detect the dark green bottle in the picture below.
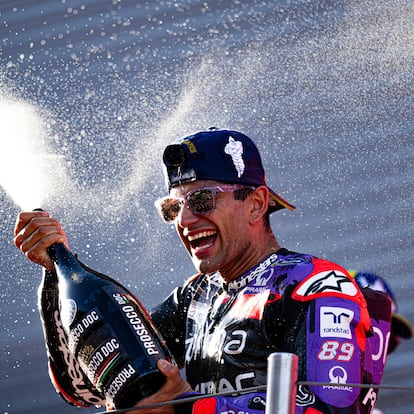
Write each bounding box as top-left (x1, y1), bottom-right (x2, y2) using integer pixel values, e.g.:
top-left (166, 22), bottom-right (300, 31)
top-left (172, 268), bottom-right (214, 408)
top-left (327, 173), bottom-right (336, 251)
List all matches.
top-left (48, 243), bottom-right (172, 409)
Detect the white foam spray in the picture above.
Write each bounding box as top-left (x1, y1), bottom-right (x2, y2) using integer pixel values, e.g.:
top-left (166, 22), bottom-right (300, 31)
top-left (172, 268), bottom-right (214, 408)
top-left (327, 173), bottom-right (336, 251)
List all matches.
top-left (0, 95), bottom-right (73, 211)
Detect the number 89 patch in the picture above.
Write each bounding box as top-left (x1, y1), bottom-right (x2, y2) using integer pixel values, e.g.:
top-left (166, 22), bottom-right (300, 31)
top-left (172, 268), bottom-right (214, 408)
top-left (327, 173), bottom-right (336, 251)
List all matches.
top-left (318, 340), bottom-right (355, 362)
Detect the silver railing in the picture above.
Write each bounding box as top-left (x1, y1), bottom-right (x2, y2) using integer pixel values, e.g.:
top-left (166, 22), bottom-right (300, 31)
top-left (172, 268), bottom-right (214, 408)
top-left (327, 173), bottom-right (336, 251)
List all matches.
top-left (266, 353), bottom-right (298, 414)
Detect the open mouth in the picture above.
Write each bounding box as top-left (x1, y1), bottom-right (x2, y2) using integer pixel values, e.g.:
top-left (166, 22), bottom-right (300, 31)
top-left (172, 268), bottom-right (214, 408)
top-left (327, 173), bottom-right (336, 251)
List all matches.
top-left (188, 230), bottom-right (217, 251)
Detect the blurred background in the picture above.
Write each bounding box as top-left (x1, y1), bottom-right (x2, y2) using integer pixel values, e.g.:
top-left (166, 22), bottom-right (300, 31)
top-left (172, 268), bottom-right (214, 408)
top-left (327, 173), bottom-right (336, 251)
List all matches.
top-left (0, 0), bottom-right (413, 413)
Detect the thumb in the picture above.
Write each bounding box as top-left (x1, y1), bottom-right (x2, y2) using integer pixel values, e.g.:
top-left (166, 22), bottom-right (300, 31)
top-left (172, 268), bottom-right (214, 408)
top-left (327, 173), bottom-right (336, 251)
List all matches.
top-left (157, 359), bottom-right (178, 377)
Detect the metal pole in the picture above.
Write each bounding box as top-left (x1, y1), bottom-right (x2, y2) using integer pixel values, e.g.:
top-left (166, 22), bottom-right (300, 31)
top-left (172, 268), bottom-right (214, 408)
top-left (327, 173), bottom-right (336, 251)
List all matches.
top-left (265, 352), bottom-right (298, 414)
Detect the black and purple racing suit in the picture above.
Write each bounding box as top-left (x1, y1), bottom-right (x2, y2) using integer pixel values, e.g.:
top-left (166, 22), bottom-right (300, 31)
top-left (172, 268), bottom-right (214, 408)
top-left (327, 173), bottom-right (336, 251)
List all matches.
top-left (151, 248), bottom-right (392, 414)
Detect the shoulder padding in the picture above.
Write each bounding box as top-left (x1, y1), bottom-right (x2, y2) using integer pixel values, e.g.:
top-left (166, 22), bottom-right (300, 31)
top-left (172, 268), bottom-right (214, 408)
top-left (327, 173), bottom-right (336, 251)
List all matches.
top-left (292, 259), bottom-right (365, 306)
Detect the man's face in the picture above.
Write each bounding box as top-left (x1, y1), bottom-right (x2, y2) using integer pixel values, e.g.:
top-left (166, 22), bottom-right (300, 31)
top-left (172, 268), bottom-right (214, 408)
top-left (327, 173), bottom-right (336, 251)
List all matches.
top-left (169, 180), bottom-right (253, 281)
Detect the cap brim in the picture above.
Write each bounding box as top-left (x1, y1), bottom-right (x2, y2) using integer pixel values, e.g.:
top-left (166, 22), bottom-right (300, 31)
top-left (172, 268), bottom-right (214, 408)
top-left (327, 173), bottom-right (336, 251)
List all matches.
top-left (268, 188), bottom-right (296, 212)
top-left (392, 313), bottom-right (414, 339)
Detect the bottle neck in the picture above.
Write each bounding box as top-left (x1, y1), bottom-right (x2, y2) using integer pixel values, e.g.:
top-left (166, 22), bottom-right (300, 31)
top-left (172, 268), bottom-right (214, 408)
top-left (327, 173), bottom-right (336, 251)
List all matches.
top-left (49, 243), bottom-right (87, 284)
top-left (49, 243), bottom-right (77, 266)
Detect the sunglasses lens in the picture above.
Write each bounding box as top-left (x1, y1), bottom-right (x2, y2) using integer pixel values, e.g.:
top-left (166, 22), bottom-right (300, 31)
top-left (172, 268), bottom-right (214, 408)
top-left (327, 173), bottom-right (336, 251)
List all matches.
top-left (188, 189), bottom-right (214, 214)
top-left (159, 198), bottom-right (181, 222)
top-left (156, 185), bottom-right (246, 223)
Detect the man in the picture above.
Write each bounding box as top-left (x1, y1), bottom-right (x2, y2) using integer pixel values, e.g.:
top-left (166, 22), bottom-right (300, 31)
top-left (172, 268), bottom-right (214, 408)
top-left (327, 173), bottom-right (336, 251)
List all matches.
top-left (14, 128), bottom-right (392, 413)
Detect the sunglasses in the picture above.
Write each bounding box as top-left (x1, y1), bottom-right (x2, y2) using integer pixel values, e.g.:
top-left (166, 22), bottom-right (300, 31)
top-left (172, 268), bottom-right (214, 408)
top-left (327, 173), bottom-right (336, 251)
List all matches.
top-left (155, 185), bottom-right (254, 223)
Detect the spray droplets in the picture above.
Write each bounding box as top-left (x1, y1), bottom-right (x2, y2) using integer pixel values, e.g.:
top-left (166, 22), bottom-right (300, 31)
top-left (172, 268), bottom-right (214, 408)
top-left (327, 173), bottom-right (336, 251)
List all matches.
top-left (0, 2), bottom-right (413, 411)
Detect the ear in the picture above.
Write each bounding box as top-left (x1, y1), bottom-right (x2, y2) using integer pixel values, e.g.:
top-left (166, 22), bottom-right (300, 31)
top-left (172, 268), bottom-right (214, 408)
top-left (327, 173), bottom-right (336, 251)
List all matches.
top-left (248, 186), bottom-right (269, 224)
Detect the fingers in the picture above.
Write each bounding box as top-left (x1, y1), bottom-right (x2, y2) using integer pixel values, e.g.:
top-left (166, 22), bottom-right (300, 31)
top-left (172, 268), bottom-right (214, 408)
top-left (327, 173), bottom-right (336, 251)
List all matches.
top-left (131, 359), bottom-right (192, 413)
top-left (14, 210), bottom-right (50, 237)
top-left (155, 359), bottom-right (191, 395)
top-left (157, 359), bottom-right (180, 378)
top-left (14, 211), bottom-right (69, 270)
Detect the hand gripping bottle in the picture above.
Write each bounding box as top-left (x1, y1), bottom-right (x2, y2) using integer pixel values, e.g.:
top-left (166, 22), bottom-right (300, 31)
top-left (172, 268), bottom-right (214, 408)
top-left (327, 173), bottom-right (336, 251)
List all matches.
top-left (47, 243), bottom-right (172, 409)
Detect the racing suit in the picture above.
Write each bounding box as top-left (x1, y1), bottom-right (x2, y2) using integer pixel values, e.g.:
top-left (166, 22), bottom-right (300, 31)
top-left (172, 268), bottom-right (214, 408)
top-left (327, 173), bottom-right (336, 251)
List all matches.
top-left (150, 248), bottom-right (392, 414)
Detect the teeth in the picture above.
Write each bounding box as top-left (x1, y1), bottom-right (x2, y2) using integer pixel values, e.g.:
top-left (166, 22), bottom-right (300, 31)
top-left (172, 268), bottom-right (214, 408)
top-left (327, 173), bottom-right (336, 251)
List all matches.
top-left (188, 230), bottom-right (216, 242)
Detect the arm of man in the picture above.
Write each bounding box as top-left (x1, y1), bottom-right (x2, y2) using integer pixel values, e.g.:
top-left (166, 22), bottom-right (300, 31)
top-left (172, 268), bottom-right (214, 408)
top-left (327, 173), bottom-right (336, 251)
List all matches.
top-left (289, 260), bottom-right (392, 413)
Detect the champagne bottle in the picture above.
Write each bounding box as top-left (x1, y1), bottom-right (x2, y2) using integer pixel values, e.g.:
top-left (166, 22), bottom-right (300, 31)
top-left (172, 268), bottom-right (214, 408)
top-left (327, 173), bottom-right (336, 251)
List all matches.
top-left (47, 242), bottom-right (172, 409)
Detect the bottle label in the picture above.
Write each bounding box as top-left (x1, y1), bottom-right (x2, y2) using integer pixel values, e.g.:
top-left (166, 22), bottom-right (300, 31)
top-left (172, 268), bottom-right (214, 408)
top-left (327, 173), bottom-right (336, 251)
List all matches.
top-left (68, 308), bottom-right (102, 352)
top-left (75, 320), bottom-right (130, 394)
top-left (109, 289), bottom-right (161, 356)
top-left (80, 337), bottom-right (123, 392)
top-left (105, 363), bottom-right (137, 401)
top-left (68, 286), bottom-right (165, 404)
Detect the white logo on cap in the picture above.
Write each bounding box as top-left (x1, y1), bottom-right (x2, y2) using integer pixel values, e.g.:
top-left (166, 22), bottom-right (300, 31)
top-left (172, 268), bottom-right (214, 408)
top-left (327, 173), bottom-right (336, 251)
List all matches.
top-left (224, 137), bottom-right (245, 178)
